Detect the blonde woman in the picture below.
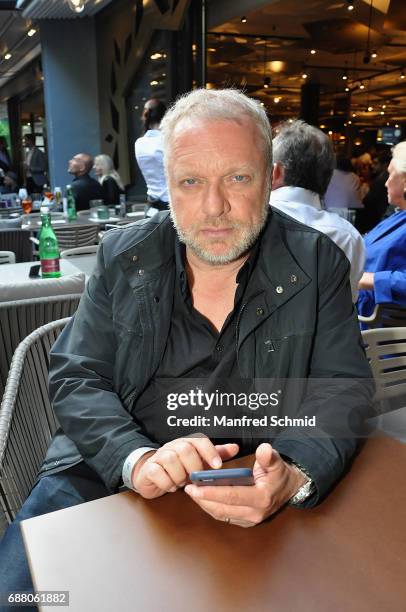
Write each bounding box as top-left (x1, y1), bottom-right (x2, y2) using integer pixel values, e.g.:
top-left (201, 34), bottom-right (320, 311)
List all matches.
top-left (94, 154), bottom-right (125, 206)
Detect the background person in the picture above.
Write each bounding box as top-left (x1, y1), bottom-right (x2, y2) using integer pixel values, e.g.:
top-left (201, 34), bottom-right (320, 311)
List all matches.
top-left (135, 98), bottom-right (169, 216)
top-left (0, 136), bottom-right (12, 174)
top-left (270, 120), bottom-right (365, 302)
top-left (94, 154), bottom-right (125, 207)
top-left (23, 133), bottom-right (47, 194)
top-left (358, 141), bottom-right (406, 319)
top-left (68, 152), bottom-right (104, 211)
top-left (324, 156), bottom-right (364, 210)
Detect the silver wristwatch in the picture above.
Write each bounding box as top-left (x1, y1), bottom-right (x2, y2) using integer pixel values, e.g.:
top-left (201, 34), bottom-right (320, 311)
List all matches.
top-left (288, 460), bottom-right (316, 506)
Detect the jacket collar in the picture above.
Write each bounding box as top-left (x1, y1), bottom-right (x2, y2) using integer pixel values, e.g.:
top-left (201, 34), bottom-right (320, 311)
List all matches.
top-left (117, 210), bottom-right (311, 301)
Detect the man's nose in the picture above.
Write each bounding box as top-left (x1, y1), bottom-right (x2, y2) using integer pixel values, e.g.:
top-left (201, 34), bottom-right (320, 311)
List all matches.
top-left (202, 182), bottom-right (230, 218)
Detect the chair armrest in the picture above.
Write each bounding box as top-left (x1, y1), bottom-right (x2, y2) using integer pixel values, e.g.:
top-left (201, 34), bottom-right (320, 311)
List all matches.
top-left (358, 303), bottom-right (380, 323)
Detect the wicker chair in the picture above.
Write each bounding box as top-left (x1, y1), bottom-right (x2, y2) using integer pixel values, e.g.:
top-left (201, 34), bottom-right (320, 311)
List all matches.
top-left (53, 224), bottom-right (99, 249)
top-left (0, 318), bottom-right (70, 523)
top-left (0, 294), bottom-right (81, 398)
top-left (0, 229), bottom-right (33, 263)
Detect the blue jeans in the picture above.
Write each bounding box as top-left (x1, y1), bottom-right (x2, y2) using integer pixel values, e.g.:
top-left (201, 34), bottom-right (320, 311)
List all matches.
top-left (0, 462), bottom-right (110, 611)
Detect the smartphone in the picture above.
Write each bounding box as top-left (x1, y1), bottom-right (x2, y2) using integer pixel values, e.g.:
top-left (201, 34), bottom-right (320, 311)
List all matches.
top-left (190, 468), bottom-right (254, 486)
top-left (28, 264), bottom-right (41, 278)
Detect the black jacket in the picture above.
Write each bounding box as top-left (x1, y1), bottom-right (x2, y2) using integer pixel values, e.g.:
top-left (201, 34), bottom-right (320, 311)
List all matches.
top-left (71, 174), bottom-right (104, 211)
top-left (101, 176), bottom-right (123, 206)
top-left (41, 211), bottom-right (373, 506)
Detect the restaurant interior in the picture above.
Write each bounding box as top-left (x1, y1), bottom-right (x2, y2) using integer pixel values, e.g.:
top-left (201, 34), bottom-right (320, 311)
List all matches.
top-left (0, 1), bottom-right (406, 609)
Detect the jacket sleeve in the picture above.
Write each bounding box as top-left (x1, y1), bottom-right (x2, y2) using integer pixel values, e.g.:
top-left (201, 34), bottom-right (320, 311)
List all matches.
top-left (48, 241), bottom-right (159, 491)
top-left (273, 236), bottom-right (375, 507)
top-left (373, 270), bottom-right (406, 306)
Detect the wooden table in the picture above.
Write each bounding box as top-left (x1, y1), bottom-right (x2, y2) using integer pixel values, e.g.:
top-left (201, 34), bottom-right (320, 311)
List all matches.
top-left (21, 436), bottom-right (406, 612)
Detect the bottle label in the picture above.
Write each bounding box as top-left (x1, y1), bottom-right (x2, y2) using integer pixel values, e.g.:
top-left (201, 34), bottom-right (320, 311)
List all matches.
top-left (41, 258), bottom-right (60, 274)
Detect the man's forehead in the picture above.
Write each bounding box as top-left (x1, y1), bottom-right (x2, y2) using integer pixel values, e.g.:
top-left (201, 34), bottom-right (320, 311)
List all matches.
top-left (171, 115), bottom-right (255, 140)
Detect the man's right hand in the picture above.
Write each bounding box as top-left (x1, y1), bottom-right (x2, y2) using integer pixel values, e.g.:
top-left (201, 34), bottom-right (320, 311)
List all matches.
top-left (132, 436), bottom-right (239, 499)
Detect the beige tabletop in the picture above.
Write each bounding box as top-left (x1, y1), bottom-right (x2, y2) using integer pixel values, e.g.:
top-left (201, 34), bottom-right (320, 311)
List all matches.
top-left (21, 436), bottom-right (406, 612)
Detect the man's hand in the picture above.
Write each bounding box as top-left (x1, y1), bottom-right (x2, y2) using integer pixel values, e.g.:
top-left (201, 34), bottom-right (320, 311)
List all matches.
top-left (358, 272), bottom-right (375, 290)
top-left (132, 435), bottom-right (239, 499)
top-left (184, 443), bottom-right (306, 527)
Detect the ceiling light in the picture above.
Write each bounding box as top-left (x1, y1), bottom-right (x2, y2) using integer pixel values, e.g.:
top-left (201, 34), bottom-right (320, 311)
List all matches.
top-left (150, 80), bottom-right (159, 86)
top-left (241, 16), bottom-right (247, 23)
top-left (345, 87), bottom-right (350, 92)
top-left (320, 124), bottom-right (326, 129)
top-left (328, 130), bottom-right (333, 135)
top-left (4, 53), bottom-right (11, 60)
top-left (368, 106), bottom-right (373, 112)
top-left (342, 74), bottom-right (348, 80)
top-left (150, 52), bottom-right (163, 60)
top-left (347, 1), bottom-right (354, 11)
top-left (27, 28), bottom-right (36, 37)
top-left (382, 104), bottom-right (386, 109)
top-left (359, 82), bottom-right (365, 89)
top-left (352, 113), bottom-right (357, 118)
top-left (310, 49), bottom-right (316, 55)
top-left (380, 111), bottom-right (384, 115)
top-left (400, 70), bottom-right (405, 80)
top-left (348, 120), bottom-right (352, 125)
top-left (395, 124), bottom-right (399, 128)
top-left (67, 0), bottom-right (88, 13)
top-left (273, 96), bottom-right (281, 103)
top-left (371, 50), bottom-right (377, 58)
top-left (302, 72), bottom-right (308, 79)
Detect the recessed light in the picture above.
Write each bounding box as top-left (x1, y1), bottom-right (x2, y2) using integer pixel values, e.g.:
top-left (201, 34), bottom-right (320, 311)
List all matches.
top-left (27, 28), bottom-right (36, 37)
top-left (302, 73), bottom-right (308, 79)
top-left (4, 53), bottom-right (11, 60)
top-left (241, 16), bottom-right (247, 23)
top-left (371, 50), bottom-right (377, 58)
top-left (310, 49), bottom-right (316, 55)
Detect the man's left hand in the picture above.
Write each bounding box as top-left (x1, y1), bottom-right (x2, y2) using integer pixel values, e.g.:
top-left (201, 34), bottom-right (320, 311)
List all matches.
top-left (184, 443), bottom-right (306, 527)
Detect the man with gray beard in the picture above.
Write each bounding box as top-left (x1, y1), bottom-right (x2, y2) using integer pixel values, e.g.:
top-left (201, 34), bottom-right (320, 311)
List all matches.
top-left (0, 89), bottom-right (373, 594)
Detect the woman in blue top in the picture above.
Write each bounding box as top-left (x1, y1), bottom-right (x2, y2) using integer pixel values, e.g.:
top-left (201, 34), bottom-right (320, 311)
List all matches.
top-left (357, 141), bottom-right (406, 317)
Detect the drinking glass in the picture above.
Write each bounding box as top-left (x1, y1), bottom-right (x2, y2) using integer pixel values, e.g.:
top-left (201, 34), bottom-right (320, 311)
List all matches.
top-left (22, 198), bottom-right (33, 215)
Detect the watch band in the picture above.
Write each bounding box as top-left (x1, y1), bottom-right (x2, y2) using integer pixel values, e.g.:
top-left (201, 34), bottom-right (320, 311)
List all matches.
top-left (287, 459), bottom-right (316, 506)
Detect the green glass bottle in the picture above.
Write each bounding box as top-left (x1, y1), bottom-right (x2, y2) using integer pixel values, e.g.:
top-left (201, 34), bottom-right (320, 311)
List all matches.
top-left (39, 212), bottom-right (61, 278)
top-left (66, 185), bottom-right (77, 221)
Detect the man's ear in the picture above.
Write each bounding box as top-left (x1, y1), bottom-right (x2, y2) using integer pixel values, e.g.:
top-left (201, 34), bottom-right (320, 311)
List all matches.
top-left (271, 162), bottom-right (284, 190)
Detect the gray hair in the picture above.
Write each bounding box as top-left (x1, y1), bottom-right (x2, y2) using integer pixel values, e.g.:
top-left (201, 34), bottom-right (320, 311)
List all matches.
top-left (391, 141), bottom-right (406, 175)
top-left (273, 120), bottom-right (335, 196)
top-left (160, 88), bottom-right (272, 172)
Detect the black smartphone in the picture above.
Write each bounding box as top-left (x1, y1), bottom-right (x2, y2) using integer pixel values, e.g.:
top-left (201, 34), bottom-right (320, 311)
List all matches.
top-left (190, 467), bottom-right (254, 486)
top-left (28, 264), bottom-right (41, 278)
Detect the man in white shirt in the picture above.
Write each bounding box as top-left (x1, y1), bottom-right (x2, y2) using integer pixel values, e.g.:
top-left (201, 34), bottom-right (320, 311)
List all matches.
top-left (135, 98), bottom-right (169, 216)
top-left (270, 120), bottom-right (365, 302)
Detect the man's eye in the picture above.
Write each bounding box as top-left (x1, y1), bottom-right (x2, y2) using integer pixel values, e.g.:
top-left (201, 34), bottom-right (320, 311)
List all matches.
top-left (232, 175), bottom-right (248, 183)
top-left (183, 178), bottom-right (197, 186)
